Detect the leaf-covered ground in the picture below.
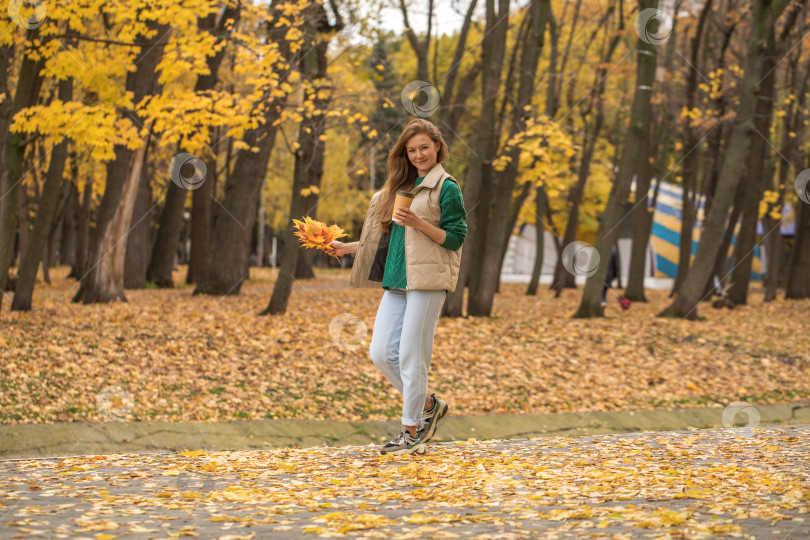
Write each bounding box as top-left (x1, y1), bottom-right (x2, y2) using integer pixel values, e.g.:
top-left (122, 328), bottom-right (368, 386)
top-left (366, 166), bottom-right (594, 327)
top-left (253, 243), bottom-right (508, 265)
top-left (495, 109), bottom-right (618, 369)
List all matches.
top-left (1, 266), bottom-right (809, 424)
top-left (1, 425), bottom-right (808, 538)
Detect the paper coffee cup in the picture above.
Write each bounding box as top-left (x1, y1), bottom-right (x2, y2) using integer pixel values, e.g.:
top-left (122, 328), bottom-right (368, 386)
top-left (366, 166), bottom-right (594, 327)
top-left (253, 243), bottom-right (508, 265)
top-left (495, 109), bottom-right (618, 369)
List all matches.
top-left (392, 190), bottom-right (414, 223)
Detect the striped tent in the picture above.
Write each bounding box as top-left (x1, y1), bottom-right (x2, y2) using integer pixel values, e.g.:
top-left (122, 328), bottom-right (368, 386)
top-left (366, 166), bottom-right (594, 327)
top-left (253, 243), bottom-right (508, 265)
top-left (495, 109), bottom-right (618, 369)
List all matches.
top-left (649, 182), bottom-right (764, 279)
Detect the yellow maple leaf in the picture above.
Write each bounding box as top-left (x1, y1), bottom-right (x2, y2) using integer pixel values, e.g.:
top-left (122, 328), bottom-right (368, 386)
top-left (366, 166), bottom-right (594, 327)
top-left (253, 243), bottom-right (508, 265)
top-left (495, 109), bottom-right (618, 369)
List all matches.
top-left (292, 216), bottom-right (348, 260)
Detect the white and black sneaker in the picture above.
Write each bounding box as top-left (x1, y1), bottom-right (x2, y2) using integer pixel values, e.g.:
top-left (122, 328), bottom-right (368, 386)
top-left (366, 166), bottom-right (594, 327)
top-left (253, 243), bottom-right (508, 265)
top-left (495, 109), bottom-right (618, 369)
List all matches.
top-left (380, 428), bottom-right (426, 455)
top-left (418, 393), bottom-right (449, 444)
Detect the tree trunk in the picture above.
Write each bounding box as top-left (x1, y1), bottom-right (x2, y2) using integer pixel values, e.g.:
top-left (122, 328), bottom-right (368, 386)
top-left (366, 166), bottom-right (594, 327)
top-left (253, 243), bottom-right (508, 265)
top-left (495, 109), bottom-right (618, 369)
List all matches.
top-left (73, 21), bottom-right (168, 304)
top-left (186, 146), bottom-right (215, 284)
top-left (469, 0), bottom-right (548, 317)
top-left (527, 184), bottom-right (547, 295)
top-left (442, 0), bottom-right (511, 318)
top-left (438, 0), bottom-right (480, 149)
top-left (124, 142), bottom-right (153, 289)
top-left (0, 43), bottom-right (13, 296)
top-left (70, 175), bottom-right (93, 280)
top-left (467, 189), bottom-right (489, 298)
top-left (60, 177), bottom-right (78, 269)
top-left (399, 0), bottom-right (432, 83)
top-left (727, 19), bottom-right (778, 305)
top-left (147, 179), bottom-right (186, 287)
top-left (0, 31), bottom-right (45, 312)
top-left (264, 1), bottom-right (334, 314)
top-left (73, 124), bottom-right (153, 303)
top-left (497, 182), bottom-right (532, 281)
top-left (193, 121), bottom-right (278, 295)
top-left (785, 198), bottom-right (810, 298)
top-left (624, 127), bottom-right (654, 301)
top-left (12, 78), bottom-right (72, 311)
top-left (767, 41), bottom-right (809, 301)
top-left (552, 111), bottom-right (604, 294)
top-left (708, 185), bottom-right (744, 298)
top-left (144, 5), bottom-right (241, 287)
top-left (551, 3), bottom-right (619, 296)
top-left (667, 0), bottom-right (712, 296)
top-left (660, 0), bottom-right (781, 319)
top-left (671, 180), bottom-right (698, 296)
top-left (16, 166), bottom-right (30, 264)
top-left (186, 5), bottom-right (242, 285)
top-left (293, 100), bottom-right (331, 281)
top-left (574, 0), bottom-right (658, 318)
top-left (728, 0), bottom-right (803, 303)
top-left (688, 23), bottom-right (736, 297)
top-left (195, 4), bottom-right (296, 296)
top-left (43, 178), bottom-right (72, 285)
top-left (294, 247), bottom-right (316, 279)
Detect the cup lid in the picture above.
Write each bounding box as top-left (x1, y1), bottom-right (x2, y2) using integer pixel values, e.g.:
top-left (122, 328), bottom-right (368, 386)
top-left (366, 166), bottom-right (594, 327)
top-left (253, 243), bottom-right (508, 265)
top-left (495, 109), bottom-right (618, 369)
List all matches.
top-left (395, 190), bottom-right (415, 197)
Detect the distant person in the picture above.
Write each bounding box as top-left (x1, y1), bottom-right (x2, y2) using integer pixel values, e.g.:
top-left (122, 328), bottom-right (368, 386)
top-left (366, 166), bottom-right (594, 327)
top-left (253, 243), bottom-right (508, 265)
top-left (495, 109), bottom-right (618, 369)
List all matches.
top-left (329, 118), bottom-right (467, 455)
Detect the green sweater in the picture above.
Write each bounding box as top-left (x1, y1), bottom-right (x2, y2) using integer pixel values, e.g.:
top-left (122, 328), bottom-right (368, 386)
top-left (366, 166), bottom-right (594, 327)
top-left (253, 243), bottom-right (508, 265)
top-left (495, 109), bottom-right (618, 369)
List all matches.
top-left (381, 176), bottom-right (467, 289)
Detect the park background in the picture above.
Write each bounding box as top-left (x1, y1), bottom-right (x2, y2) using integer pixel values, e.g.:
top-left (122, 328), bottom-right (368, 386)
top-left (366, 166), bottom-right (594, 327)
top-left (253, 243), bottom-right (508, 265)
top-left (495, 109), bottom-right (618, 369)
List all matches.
top-left (1, 0), bottom-right (809, 426)
top-left (1, 1), bottom-right (810, 537)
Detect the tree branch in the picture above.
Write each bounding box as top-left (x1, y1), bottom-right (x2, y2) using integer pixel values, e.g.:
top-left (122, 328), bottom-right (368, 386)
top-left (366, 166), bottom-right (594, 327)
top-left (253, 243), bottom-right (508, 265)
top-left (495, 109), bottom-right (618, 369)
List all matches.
top-left (52, 33), bottom-right (169, 48)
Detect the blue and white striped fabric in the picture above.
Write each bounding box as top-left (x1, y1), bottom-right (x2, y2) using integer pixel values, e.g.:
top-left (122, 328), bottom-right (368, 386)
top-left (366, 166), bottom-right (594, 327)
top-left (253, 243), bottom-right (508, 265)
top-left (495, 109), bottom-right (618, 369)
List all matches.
top-left (648, 182), bottom-right (763, 279)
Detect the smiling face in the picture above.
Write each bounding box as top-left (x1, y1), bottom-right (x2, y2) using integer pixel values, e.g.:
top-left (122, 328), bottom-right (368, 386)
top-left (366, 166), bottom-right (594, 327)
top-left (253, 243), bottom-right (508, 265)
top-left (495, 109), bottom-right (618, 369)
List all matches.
top-left (406, 133), bottom-right (440, 176)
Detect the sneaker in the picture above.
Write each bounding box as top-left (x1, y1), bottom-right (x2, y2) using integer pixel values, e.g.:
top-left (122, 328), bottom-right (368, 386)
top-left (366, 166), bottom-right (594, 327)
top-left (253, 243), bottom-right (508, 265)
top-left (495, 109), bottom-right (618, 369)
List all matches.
top-left (418, 393), bottom-right (448, 444)
top-left (380, 428), bottom-right (425, 455)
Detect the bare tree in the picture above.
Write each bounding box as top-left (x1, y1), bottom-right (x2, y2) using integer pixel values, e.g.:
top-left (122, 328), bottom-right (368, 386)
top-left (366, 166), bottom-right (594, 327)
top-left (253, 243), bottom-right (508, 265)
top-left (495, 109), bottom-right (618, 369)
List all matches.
top-left (399, 0), bottom-right (433, 83)
top-left (0, 30), bottom-right (45, 312)
top-left (574, 0), bottom-right (658, 318)
top-left (551, 0), bottom-right (621, 296)
top-left (468, 0), bottom-right (552, 316)
top-left (442, 0), bottom-right (511, 317)
top-left (727, 0), bottom-right (804, 304)
top-left (659, 0), bottom-right (791, 319)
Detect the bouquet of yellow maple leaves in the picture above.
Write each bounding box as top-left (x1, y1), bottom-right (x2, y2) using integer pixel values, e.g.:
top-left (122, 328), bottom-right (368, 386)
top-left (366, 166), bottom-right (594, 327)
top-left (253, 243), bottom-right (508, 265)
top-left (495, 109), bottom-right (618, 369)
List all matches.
top-left (292, 216), bottom-right (348, 260)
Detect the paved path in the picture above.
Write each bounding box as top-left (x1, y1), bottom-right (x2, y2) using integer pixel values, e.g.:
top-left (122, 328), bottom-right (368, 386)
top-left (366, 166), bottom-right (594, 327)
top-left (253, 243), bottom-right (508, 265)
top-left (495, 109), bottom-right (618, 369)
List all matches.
top-left (3, 403), bottom-right (809, 459)
top-left (1, 424), bottom-right (808, 539)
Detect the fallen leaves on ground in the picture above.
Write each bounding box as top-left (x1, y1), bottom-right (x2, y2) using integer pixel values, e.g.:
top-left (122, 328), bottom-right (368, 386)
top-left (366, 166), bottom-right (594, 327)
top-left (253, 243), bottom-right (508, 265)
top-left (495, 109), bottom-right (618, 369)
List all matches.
top-left (1, 266), bottom-right (808, 424)
top-left (1, 426), bottom-right (808, 538)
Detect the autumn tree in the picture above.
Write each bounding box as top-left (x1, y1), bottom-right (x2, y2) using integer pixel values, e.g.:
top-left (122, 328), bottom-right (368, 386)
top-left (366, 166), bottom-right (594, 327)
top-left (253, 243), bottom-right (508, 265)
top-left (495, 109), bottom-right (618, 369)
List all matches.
top-left (0, 26), bottom-right (46, 312)
top-left (659, 0), bottom-right (791, 319)
top-left (147, 3), bottom-right (242, 288)
top-left (264, 0), bottom-right (344, 314)
top-left (12, 77), bottom-right (73, 311)
top-left (72, 17), bottom-right (170, 304)
top-left (551, 0), bottom-right (622, 297)
top-left (194, 0), bottom-right (305, 296)
top-left (574, 0), bottom-right (659, 318)
top-left (727, 0), bottom-right (804, 304)
top-left (443, 0), bottom-right (511, 318)
top-left (468, 0), bottom-right (553, 317)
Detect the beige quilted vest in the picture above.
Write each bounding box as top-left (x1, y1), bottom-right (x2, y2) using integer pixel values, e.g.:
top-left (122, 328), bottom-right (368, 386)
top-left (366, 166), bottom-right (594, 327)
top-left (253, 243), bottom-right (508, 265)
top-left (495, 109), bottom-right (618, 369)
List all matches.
top-left (348, 163), bottom-right (463, 292)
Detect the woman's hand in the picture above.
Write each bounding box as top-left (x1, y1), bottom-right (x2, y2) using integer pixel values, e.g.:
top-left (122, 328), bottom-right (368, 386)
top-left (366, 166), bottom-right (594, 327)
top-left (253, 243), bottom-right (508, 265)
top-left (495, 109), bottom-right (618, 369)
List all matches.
top-left (328, 240), bottom-right (358, 256)
top-left (394, 207), bottom-right (447, 245)
top-left (393, 207), bottom-right (426, 230)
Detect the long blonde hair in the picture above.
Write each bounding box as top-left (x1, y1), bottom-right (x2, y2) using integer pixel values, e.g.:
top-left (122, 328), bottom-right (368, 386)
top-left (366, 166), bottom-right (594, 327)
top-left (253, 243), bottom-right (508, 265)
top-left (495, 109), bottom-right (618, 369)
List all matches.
top-left (377, 118), bottom-right (449, 231)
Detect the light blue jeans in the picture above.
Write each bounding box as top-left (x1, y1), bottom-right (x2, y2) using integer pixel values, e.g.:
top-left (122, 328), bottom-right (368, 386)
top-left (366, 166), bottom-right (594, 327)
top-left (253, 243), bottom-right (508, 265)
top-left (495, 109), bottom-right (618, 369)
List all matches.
top-left (369, 288), bottom-right (447, 426)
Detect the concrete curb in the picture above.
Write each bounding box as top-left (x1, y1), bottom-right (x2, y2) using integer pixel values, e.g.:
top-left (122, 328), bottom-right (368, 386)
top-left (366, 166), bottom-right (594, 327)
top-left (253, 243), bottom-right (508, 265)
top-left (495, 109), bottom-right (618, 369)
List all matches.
top-left (2, 402), bottom-right (808, 460)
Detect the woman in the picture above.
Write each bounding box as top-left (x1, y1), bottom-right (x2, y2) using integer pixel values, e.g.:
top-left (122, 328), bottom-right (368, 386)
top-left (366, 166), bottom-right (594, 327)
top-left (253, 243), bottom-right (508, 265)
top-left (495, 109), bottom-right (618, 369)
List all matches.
top-left (329, 118), bottom-right (467, 455)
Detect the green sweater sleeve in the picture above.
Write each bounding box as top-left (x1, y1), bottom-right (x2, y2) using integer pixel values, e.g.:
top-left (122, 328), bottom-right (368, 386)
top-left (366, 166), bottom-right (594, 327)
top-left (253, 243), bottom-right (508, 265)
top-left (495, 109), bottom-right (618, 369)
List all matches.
top-left (439, 180), bottom-right (467, 251)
